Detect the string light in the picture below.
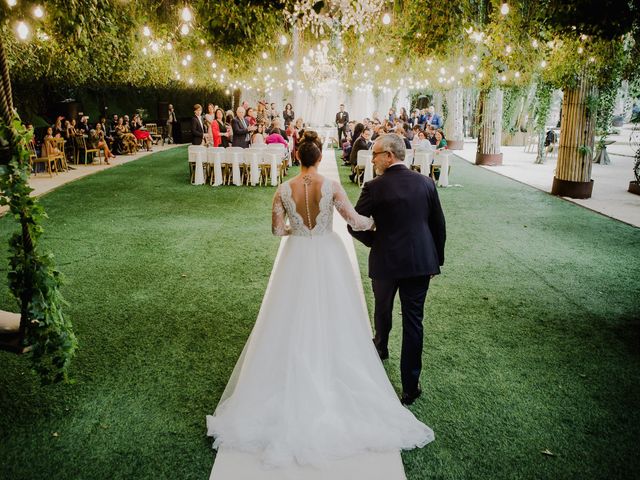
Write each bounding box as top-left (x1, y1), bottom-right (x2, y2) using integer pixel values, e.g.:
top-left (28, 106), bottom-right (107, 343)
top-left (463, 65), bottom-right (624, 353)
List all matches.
top-left (33, 5), bottom-right (44, 18)
top-left (166, 42), bottom-right (173, 50)
top-left (382, 13), bottom-right (391, 25)
top-left (261, 51), bottom-right (268, 59)
top-left (180, 24), bottom-right (190, 35)
top-left (7, 0), bottom-right (17, 7)
top-left (181, 7), bottom-right (193, 22)
top-left (500, 3), bottom-right (509, 15)
top-left (206, 50), bottom-right (212, 58)
top-left (143, 26), bottom-right (151, 37)
top-left (541, 60), bottom-right (547, 68)
top-left (577, 46), bottom-right (584, 54)
top-left (16, 21), bottom-right (29, 40)
top-left (280, 34), bottom-right (288, 45)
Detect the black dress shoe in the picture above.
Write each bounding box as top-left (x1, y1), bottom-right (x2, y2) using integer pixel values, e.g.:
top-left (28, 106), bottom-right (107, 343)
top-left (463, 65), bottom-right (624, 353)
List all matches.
top-left (400, 388), bottom-right (422, 406)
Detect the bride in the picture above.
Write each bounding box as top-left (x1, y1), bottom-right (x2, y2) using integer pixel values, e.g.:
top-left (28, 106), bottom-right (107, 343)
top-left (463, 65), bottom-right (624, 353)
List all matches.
top-left (206, 131), bottom-right (434, 467)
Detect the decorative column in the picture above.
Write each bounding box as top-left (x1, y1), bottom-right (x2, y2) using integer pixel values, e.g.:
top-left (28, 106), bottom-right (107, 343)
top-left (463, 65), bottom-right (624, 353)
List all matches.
top-left (432, 91), bottom-right (443, 115)
top-left (476, 87), bottom-right (503, 165)
top-left (551, 76), bottom-right (596, 198)
top-left (444, 87), bottom-right (464, 150)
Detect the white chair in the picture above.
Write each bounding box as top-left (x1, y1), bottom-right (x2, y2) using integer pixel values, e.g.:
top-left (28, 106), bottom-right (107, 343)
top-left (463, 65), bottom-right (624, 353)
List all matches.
top-left (207, 147), bottom-right (225, 186)
top-left (243, 150), bottom-right (262, 186)
top-left (437, 150), bottom-right (451, 187)
top-left (188, 145), bottom-right (206, 185)
top-left (413, 150), bottom-right (432, 176)
top-left (355, 150), bottom-right (370, 186)
top-left (261, 152), bottom-right (280, 186)
top-left (361, 151), bottom-right (374, 185)
top-left (404, 149), bottom-right (415, 169)
top-left (225, 148), bottom-right (244, 186)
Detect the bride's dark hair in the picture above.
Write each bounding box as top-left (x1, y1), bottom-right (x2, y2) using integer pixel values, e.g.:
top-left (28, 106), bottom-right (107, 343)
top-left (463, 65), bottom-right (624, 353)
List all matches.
top-left (297, 130), bottom-right (323, 167)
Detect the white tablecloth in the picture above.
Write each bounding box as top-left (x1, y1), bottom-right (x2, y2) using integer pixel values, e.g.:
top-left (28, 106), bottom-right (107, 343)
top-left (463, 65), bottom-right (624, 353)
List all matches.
top-left (189, 145), bottom-right (207, 185)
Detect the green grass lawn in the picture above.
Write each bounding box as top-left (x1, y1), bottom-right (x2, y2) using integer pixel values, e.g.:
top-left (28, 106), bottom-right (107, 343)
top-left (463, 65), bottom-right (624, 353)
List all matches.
top-left (0, 146), bottom-right (638, 479)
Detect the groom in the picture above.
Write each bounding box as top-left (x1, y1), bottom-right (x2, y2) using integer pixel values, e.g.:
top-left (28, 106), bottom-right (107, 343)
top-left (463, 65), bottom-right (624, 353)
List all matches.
top-left (348, 133), bottom-right (446, 405)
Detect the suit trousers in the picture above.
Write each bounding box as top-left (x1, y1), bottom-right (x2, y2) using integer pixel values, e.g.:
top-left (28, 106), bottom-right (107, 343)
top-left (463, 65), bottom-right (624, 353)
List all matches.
top-left (372, 275), bottom-right (430, 394)
top-left (338, 126), bottom-right (346, 145)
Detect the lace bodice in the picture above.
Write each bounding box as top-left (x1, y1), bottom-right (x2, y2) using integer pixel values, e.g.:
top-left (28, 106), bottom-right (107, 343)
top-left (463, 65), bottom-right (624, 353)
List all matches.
top-left (272, 178), bottom-right (373, 237)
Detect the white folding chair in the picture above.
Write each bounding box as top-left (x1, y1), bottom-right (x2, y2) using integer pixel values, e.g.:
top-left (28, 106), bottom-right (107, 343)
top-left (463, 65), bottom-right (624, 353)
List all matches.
top-left (208, 147), bottom-right (225, 186)
top-left (188, 145), bottom-right (206, 185)
top-left (404, 149), bottom-right (415, 169)
top-left (355, 150), bottom-right (370, 186)
top-left (243, 150), bottom-right (261, 186)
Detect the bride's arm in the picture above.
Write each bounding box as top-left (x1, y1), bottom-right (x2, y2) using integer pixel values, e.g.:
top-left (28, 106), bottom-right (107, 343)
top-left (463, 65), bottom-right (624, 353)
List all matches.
top-left (333, 181), bottom-right (374, 231)
top-left (272, 187), bottom-right (291, 236)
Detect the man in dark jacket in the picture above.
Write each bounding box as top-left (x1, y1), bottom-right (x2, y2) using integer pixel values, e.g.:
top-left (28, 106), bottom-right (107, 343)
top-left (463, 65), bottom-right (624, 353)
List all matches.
top-left (191, 104), bottom-right (204, 146)
top-left (348, 133), bottom-right (446, 406)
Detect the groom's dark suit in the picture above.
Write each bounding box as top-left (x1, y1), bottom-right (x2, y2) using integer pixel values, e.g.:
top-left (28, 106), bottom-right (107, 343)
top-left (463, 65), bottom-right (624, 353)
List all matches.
top-left (348, 164), bottom-right (445, 395)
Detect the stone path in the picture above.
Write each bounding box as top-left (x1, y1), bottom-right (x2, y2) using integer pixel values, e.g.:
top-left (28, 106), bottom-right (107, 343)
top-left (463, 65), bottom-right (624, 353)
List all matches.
top-left (209, 149), bottom-right (407, 480)
top-left (454, 124), bottom-right (640, 227)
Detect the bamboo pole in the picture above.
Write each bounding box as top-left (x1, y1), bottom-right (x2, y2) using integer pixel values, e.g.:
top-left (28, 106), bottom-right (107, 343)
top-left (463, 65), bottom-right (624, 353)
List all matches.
top-left (552, 75), bottom-right (596, 198)
top-left (476, 88), bottom-right (503, 165)
top-left (444, 87), bottom-right (464, 150)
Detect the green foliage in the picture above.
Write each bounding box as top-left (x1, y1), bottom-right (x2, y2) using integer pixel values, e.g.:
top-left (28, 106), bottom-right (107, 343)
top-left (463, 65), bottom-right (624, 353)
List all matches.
top-left (578, 144), bottom-right (593, 157)
top-left (501, 86), bottom-right (525, 133)
top-left (0, 115), bottom-right (77, 384)
top-left (533, 80), bottom-right (553, 132)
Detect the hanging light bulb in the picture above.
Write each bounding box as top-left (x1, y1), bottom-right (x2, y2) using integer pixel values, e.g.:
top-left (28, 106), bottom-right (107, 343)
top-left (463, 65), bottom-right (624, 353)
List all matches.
top-left (16, 21), bottom-right (29, 40)
top-left (143, 26), bottom-right (151, 37)
top-left (500, 3), bottom-right (509, 15)
top-left (382, 13), bottom-right (391, 25)
top-left (280, 34), bottom-right (288, 46)
top-left (505, 45), bottom-right (512, 54)
top-left (181, 7), bottom-right (193, 22)
top-left (540, 60), bottom-right (547, 68)
top-left (368, 46), bottom-right (375, 54)
top-left (261, 51), bottom-right (268, 59)
top-left (206, 50), bottom-right (212, 58)
top-left (180, 24), bottom-right (190, 35)
top-left (7, 0), bottom-right (17, 7)
top-left (514, 71), bottom-right (521, 78)
top-left (166, 42), bottom-right (173, 51)
top-left (188, 78), bottom-right (194, 85)
top-left (33, 5), bottom-right (44, 18)
top-left (531, 39), bottom-right (538, 48)
top-left (186, 54), bottom-right (192, 61)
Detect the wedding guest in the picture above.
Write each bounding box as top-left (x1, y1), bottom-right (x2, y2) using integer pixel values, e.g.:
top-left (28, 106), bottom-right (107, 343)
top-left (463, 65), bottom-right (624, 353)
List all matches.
top-left (90, 123), bottom-right (116, 164)
top-left (267, 118), bottom-right (288, 141)
top-left (335, 104), bottom-right (349, 146)
top-left (42, 126), bottom-right (60, 157)
top-left (265, 127), bottom-right (289, 148)
top-left (114, 117), bottom-right (138, 154)
top-left (245, 107), bottom-right (257, 127)
top-left (434, 129), bottom-right (447, 150)
top-left (251, 123), bottom-right (266, 146)
top-left (349, 126), bottom-right (372, 182)
top-left (426, 106), bottom-right (443, 129)
top-left (166, 104), bottom-right (178, 144)
top-left (191, 104), bottom-right (205, 146)
top-left (210, 108), bottom-right (228, 147)
top-left (232, 106), bottom-right (254, 148)
top-left (283, 103), bottom-right (295, 128)
top-left (78, 116), bottom-right (91, 134)
top-left (204, 103), bottom-right (216, 145)
top-left (256, 102), bottom-right (268, 125)
top-left (387, 108), bottom-right (396, 123)
top-left (269, 103), bottom-right (280, 121)
top-left (398, 107), bottom-right (409, 123)
top-left (344, 122), bottom-right (365, 166)
top-left (396, 127), bottom-right (412, 149)
top-left (53, 116), bottom-right (64, 137)
top-left (132, 114), bottom-right (153, 151)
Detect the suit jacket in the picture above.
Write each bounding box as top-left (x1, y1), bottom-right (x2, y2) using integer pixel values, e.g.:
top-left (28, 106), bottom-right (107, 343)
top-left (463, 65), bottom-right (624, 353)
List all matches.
top-left (335, 111), bottom-right (349, 128)
top-left (231, 116), bottom-right (250, 148)
top-left (192, 115), bottom-right (204, 145)
top-left (349, 136), bottom-right (370, 166)
top-left (349, 165), bottom-right (446, 279)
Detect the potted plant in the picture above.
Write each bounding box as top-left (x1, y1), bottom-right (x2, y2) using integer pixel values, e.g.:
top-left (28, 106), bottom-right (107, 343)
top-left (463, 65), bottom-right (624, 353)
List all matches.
top-left (629, 148), bottom-right (640, 195)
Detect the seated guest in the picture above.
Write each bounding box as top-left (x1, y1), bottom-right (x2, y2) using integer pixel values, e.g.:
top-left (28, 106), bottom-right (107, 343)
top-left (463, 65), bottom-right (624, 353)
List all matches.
top-left (131, 114), bottom-right (153, 151)
top-left (349, 126), bottom-right (372, 182)
top-left (114, 117), bottom-right (138, 154)
top-left (78, 115), bottom-right (91, 134)
top-left (53, 116), bottom-right (64, 137)
top-left (265, 127), bottom-right (289, 148)
top-left (110, 114), bottom-right (119, 135)
top-left (90, 123), bottom-right (116, 164)
top-left (345, 122), bottom-right (365, 165)
top-left (251, 123), bottom-right (266, 146)
top-left (396, 127), bottom-right (412, 149)
top-left (426, 125), bottom-right (438, 145)
top-left (434, 129), bottom-right (447, 150)
top-left (42, 127), bottom-right (61, 157)
top-left (267, 118), bottom-right (288, 141)
top-left (426, 105), bottom-right (443, 129)
top-left (62, 120), bottom-right (73, 140)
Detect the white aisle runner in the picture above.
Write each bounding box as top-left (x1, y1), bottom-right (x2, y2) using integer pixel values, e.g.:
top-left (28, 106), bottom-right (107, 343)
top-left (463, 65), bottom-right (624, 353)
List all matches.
top-left (209, 149), bottom-right (407, 480)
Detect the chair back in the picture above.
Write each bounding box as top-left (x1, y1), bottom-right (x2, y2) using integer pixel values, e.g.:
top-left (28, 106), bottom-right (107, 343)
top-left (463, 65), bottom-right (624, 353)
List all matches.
top-left (146, 123), bottom-right (158, 134)
top-left (404, 149), bottom-right (415, 167)
top-left (356, 149), bottom-right (371, 168)
top-left (188, 145), bottom-right (206, 163)
top-left (207, 147), bottom-right (225, 164)
top-left (243, 150), bottom-right (261, 165)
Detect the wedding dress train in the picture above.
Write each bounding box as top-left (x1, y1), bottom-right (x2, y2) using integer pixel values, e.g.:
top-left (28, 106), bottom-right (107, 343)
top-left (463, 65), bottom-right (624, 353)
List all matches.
top-left (206, 177), bottom-right (434, 467)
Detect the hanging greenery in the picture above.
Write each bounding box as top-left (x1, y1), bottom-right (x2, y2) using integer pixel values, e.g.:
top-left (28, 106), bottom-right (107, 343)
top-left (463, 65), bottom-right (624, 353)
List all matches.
top-left (0, 115), bottom-right (77, 384)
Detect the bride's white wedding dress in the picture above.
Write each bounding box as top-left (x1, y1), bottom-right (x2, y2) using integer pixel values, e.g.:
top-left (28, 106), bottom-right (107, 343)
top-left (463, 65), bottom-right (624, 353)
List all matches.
top-left (206, 176), bottom-right (434, 467)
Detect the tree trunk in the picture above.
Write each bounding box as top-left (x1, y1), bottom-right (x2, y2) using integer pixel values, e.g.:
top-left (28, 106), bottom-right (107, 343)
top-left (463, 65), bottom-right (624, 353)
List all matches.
top-left (476, 88), bottom-right (503, 165)
top-left (551, 76), bottom-right (596, 199)
top-left (444, 87), bottom-right (464, 149)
